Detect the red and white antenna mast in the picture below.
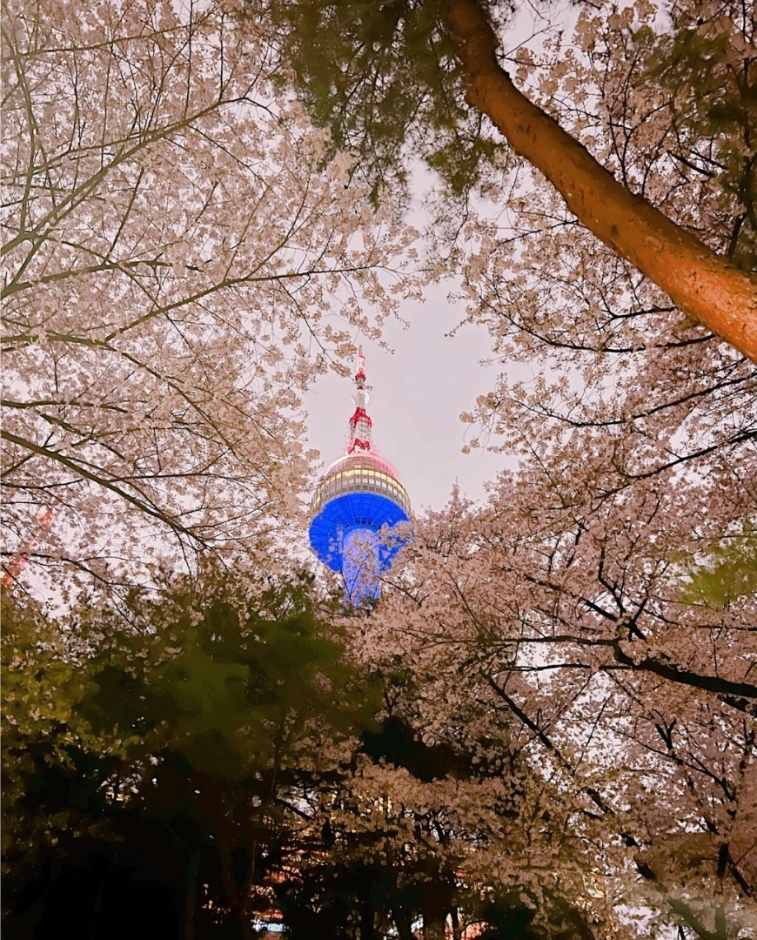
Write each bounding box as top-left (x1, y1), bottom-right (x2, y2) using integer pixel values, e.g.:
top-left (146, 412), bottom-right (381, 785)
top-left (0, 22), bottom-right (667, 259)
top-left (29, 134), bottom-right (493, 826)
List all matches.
top-left (347, 346), bottom-right (373, 454)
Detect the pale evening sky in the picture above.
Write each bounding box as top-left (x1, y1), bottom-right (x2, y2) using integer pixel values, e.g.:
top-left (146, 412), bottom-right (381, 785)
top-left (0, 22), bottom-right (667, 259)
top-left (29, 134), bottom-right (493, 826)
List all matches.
top-left (302, 5), bottom-right (571, 512)
top-left (303, 280), bottom-right (523, 512)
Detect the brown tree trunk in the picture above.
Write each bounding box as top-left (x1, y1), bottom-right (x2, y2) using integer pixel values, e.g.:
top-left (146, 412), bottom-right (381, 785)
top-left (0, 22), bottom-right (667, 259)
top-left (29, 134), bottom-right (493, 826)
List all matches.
top-left (184, 848), bottom-right (201, 940)
top-left (219, 842), bottom-right (254, 940)
top-left (360, 896), bottom-right (375, 940)
top-left (450, 906), bottom-right (462, 940)
top-left (423, 915), bottom-right (447, 940)
top-left (392, 909), bottom-right (415, 940)
top-left (449, 0), bottom-right (757, 363)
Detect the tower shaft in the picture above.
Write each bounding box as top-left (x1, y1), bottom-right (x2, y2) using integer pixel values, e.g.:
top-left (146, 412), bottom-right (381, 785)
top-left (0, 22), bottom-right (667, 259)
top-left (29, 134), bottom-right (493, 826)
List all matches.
top-left (308, 348), bottom-right (411, 605)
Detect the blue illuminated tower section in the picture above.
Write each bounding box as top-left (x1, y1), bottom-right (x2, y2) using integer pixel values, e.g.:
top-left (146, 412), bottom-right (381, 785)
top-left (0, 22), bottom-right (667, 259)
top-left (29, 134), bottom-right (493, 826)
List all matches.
top-left (309, 348), bottom-right (411, 603)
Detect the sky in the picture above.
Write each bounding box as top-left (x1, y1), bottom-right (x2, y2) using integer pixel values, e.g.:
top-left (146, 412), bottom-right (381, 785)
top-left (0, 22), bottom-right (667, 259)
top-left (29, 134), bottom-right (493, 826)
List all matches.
top-left (302, 3), bottom-right (571, 514)
top-left (303, 280), bottom-right (521, 513)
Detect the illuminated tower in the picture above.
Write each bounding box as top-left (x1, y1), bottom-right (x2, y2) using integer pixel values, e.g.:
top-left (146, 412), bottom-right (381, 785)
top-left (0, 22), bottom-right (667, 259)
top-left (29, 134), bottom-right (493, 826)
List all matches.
top-left (309, 348), bottom-right (411, 604)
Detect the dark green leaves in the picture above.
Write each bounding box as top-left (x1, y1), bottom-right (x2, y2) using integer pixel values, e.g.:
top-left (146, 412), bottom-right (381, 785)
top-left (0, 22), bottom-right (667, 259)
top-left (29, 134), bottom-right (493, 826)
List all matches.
top-left (266, 0), bottom-right (508, 202)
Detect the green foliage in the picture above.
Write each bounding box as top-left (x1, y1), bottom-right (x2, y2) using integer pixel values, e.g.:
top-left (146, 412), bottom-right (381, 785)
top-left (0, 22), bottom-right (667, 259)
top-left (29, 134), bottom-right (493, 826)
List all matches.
top-left (641, 10), bottom-right (757, 271)
top-left (362, 714), bottom-right (473, 781)
top-left (263, 0), bottom-right (756, 277)
top-left (1, 594), bottom-right (126, 882)
top-left (3, 573), bottom-right (603, 937)
top-left (265, 0), bottom-right (509, 202)
top-left (681, 525), bottom-right (757, 607)
top-left (1, 572), bottom-right (380, 936)
top-left (81, 576), bottom-right (365, 780)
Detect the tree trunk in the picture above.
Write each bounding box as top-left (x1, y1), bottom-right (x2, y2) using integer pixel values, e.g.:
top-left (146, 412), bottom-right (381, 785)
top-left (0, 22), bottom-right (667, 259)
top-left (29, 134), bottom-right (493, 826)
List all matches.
top-left (219, 842), bottom-right (254, 940)
top-left (449, 0), bottom-right (757, 363)
top-left (184, 848), bottom-right (201, 940)
top-left (450, 906), bottom-right (462, 940)
top-left (360, 896), bottom-right (375, 940)
top-left (392, 910), bottom-right (415, 940)
top-left (423, 915), bottom-right (447, 940)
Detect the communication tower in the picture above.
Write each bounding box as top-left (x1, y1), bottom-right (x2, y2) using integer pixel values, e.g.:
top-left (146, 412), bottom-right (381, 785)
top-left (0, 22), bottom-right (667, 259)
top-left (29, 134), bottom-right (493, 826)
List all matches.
top-left (308, 348), bottom-right (411, 603)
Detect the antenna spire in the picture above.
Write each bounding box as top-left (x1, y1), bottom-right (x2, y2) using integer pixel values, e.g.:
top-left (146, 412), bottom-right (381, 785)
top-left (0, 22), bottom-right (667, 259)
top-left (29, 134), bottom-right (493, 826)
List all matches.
top-left (347, 345), bottom-right (372, 453)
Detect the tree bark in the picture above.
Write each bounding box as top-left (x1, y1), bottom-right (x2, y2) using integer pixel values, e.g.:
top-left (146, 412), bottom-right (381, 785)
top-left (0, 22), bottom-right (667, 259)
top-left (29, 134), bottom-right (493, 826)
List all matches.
top-left (219, 842), bottom-right (255, 940)
top-left (360, 895), bottom-right (375, 940)
top-left (449, 0), bottom-right (757, 363)
top-left (184, 849), bottom-right (201, 940)
top-left (450, 906), bottom-right (462, 940)
top-left (392, 909), bottom-right (415, 940)
top-left (423, 916), bottom-right (447, 940)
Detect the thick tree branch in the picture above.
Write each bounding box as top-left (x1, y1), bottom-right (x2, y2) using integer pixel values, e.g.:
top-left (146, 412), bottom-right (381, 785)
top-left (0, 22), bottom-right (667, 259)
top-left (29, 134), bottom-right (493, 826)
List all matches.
top-left (1, 428), bottom-right (203, 544)
top-left (448, 0), bottom-right (757, 362)
top-left (609, 639), bottom-right (757, 701)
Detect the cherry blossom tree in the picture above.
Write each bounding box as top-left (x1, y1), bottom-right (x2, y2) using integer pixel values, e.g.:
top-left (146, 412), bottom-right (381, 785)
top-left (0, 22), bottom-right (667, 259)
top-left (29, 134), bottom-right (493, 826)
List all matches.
top-left (266, 0), bottom-right (756, 360)
top-left (291, 685), bottom-right (615, 939)
top-left (364, 233), bottom-right (757, 934)
top-left (339, 8), bottom-right (757, 937)
top-left (369, 433), bottom-right (755, 929)
top-left (1, 0), bottom-right (420, 597)
top-left (3, 565), bottom-right (612, 940)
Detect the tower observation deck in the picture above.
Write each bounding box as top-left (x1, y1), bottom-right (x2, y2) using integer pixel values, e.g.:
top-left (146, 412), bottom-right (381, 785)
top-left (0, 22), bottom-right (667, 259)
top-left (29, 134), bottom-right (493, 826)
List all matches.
top-left (308, 349), bottom-right (411, 603)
